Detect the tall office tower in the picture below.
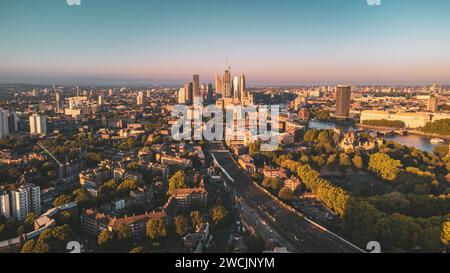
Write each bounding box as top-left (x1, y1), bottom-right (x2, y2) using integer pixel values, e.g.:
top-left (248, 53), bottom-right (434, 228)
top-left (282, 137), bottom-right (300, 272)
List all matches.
top-left (147, 89), bottom-right (151, 98)
top-left (29, 113), bottom-right (47, 135)
top-left (215, 75), bottom-right (223, 96)
top-left (0, 188), bottom-right (10, 218)
top-left (137, 91), bottom-right (144, 106)
top-left (55, 92), bottom-right (61, 114)
top-left (178, 87), bottom-right (187, 104)
top-left (223, 70), bottom-right (231, 98)
top-left (206, 84), bottom-right (214, 104)
top-left (98, 95), bottom-right (104, 106)
top-left (427, 95), bottom-right (439, 112)
top-left (0, 187), bottom-right (10, 218)
top-left (11, 184), bottom-right (41, 221)
top-left (233, 76), bottom-right (240, 101)
top-left (184, 82), bottom-right (193, 105)
top-left (335, 85), bottom-right (352, 118)
top-left (108, 88), bottom-right (113, 97)
top-left (0, 108), bottom-right (9, 138)
top-left (7, 112), bottom-right (18, 134)
top-left (193, 75), bottom-right (200, 99)
top-left (240, 74), bottom-right (246, 100)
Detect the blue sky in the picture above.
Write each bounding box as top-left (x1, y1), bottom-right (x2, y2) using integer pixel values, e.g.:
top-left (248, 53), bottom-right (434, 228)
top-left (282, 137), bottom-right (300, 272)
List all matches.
top-left (0, 0), bottom-right (449, 85)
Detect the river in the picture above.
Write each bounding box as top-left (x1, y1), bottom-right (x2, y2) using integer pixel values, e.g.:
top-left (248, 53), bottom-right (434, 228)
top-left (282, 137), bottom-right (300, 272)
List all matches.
top-left (308, 121), bottom-right (448, 153)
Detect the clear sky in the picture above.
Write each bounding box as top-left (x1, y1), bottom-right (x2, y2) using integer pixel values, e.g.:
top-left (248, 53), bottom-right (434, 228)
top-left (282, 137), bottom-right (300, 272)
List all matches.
top-left (0, 0), bottom-right (449, 86)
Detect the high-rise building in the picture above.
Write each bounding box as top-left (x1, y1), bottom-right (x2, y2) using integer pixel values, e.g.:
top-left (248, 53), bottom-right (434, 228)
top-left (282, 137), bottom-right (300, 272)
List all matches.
top-left (7, 112), bottom-right (18, 135)
top-left (206, 84), bottom-right (214, 104)
top-left (427, 95), bottom-right (439, 112)
top-left (178, 87), bottom-right (187, 104)
top-left (29, 113), bottom-right (47, 135)
top-left (0, 108), bottom-right (9, 138)
top-left (98, 95), bottom-right (104, 106)
top-left (215, 75), bottom-right (223, 96)
top-left (240, 74), bottom-right (246, 100)
top-left (0, 187), bottom-right (10, 218)
top-left (335, 85), bottom-right (352, 118)
top-left (184, 83), bottom-right (193, 105)
top-left (137, 91), bottom-right (144, 106)
top-left (108, 88), bottom-right (113, 97)
top-left (223, 70), bottom-right (231, 98)
top-left (193, 75), bottom-right (200, 99)
top-left (55, 92), bottom-right (61, 114)
top-left (233, 76), bottom-right (240, 101)
top-left (11, 184), bottom-right (41, 221)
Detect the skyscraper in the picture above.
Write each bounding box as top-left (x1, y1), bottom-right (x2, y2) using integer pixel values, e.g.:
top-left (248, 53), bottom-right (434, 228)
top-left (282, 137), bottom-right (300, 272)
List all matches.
top-left (11, 183), bottom-right (41, 221)
top-left (335, 85), bottom-right (352, 118)
top-left (178, 87), bottom-right (187, 104)
top-left (215, 75), bottom-right (223, 96)
top-left (206, 83), bottom-right (214, 104)
top-left (233, 76), bottom-right (240, 101)
top-left (0, 108), bottom-right (9, 138)
top-left (137, 91), bottom-right (144, 106)
top-left (98, 95), bottom-right (104, 106)
top-left (55, 92), bottom-right (61, 114)
top-left (184, 82), bottom-right (193, 105)
top-left (0, 187), bottom-right (10, 218)
top-left (193, 75), bottom-right (200, 99)
top-left (29, 113), bottom-right (47, 135)
top-left (240, 74), bottom-right (246, 100)
top-left (223, 70), bottom-right (231, 98)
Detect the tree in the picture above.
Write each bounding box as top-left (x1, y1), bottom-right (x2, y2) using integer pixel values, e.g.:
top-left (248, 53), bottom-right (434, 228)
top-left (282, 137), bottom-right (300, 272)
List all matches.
top-left (368, 153), bottom-right (402, 181)
top-left (326, 154), bottom-right (337, 169)
top-left (53, 195), bottom-right (72, 207)
top-left (117, 179), bottom-right (139, 193)
top-left (211, 205), bottom-right (228, 226)
top-left (262, 177), bottom-right (282, 193)
top-left (168, 171), bottom-right (186, 194)
top-left (352, 155), bottom-right (364, 170)
top-left (21, 239), bottom-right (36, 253)
top-left (318, 131), bottom-right (332, 144)
top-left (422, 119), bottom-right (450, 136)
top-left (129, 246), bottom-right (143, 253)
top-left (442, 220), bottom-right (450, 246)
top-left (98, 230), bottom-right (114, 251)
top-left (72, 189), bottom-right (94, 208)
top-left (146, 218), bottom-right (167, 241)
top-left (278, 187), bottom-right (294, 201)
top-left (339, 153), bottom-right (351, 168)
top-left (190, 211), bottom-right (202, 229)
top-left (26, 225), bottom-right (72, 253)
top-left (249, 142), bottom-right (261, 156)
top-left (303, 129), bottom-right (319, 143)
top-left (174, 215), bottom-right (190, 237)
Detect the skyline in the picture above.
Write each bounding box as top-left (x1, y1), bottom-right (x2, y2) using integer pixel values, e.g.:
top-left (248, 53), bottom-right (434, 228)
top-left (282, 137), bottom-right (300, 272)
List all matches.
top-left (1, 0), bottom-right (450, 85)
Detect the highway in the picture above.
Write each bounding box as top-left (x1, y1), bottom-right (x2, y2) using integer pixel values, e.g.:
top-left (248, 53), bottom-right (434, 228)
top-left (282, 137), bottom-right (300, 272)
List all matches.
top-left (209, 143), bottom-right (364, 253)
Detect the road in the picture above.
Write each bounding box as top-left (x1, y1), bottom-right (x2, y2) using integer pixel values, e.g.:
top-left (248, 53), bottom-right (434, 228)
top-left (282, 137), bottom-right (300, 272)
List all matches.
top-left (208, 143), bottom-right (364, 253)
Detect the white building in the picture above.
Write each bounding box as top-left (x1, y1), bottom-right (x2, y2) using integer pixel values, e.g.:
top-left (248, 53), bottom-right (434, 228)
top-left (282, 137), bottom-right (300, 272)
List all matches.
top-left (0, 188), bottom-right (10, 218)
top-left (0, 109), bottom-right (9, 138)
top-left (11, 184), bottom-right (41, 221)
top-left (360, 110), bottom-right (432, 129)
top-left (137, 91), bottom-right (144, 106)
top-left (29, 113), bottom-right (47, 135)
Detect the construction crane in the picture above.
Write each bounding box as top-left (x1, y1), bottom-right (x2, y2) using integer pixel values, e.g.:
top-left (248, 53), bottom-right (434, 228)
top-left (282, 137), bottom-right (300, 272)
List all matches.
top-left (37, 142), bottom-right (65, 178)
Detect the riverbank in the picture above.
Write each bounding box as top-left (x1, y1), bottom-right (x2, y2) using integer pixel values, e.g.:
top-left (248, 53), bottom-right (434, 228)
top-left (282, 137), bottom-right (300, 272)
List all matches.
top-left (357, 124), bottom-right (450, 140)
